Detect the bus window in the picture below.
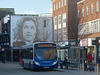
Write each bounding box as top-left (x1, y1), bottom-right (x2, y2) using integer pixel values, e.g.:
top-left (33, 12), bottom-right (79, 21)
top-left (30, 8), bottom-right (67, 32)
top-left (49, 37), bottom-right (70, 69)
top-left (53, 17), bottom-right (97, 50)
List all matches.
top-left (21, 48), bottom-right (33, 59)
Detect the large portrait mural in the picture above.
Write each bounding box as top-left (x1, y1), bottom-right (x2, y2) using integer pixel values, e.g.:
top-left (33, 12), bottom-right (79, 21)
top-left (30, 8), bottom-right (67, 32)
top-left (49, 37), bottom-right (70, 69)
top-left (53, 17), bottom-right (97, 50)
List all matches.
top-left (11, 16), bottom-right (52, 46)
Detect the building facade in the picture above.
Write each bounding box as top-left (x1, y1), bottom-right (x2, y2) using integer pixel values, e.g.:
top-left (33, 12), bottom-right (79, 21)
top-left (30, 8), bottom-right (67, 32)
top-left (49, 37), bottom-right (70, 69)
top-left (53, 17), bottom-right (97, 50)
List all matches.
top-left (53, 0), bottom-right (78, 42)
top-left (77, 0), bottom-right (100, 63)
top-left (0, 15), bottom-right (10, 61)
top-left (0, 15), bottom-right (53, 62)
top-left (52, 0), bottom-right (100, 63)
top-left (52, 0), bottom-right (78, 60)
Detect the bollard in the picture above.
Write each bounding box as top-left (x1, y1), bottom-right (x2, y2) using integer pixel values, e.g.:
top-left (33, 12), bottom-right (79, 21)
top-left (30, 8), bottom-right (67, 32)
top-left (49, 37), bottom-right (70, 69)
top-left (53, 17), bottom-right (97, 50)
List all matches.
top-left (97, 63), bottom-right (99, 75)
top-left (82, 62), bottom-right (84, 75)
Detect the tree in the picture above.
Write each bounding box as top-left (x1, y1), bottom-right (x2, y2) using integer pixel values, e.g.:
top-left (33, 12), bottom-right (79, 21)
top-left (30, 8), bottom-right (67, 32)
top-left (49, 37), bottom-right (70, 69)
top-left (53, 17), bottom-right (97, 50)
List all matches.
top-left (68, 6), bottom-right (89, 46)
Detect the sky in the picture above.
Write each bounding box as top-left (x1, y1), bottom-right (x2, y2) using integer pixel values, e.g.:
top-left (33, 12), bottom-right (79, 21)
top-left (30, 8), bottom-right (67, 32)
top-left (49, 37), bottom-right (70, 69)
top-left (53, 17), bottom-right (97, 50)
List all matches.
top-left (0, 0), bottom-right (52, 15)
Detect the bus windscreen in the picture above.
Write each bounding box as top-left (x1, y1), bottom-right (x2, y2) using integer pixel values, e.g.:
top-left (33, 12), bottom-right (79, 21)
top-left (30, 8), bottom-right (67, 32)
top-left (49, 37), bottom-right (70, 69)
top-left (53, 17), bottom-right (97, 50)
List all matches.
top-left (34, 47), bottom-right (57, 61)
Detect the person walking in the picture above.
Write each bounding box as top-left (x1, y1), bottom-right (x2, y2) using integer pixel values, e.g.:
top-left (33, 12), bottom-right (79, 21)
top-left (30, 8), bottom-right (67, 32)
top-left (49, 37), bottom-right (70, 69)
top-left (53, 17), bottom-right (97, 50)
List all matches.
top-left (63, 57), bottom-right (68, 69)
top-left (2, 54), bottom-right (6, 64)
top-left (87, 52), bottom-right (93, 63)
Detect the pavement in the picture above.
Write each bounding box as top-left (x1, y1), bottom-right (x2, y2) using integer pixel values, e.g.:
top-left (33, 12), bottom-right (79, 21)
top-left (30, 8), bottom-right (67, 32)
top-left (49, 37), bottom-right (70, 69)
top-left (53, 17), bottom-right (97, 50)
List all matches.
top-left (57, 66), bottom-right (100, 75)
top-left (0, 61), bottom-right (100, 75)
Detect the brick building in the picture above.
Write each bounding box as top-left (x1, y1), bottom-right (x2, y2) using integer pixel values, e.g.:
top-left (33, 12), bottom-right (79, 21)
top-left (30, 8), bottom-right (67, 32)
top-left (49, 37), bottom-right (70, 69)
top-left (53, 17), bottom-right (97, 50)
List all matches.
top-left (52, 0), bottom-right (100, 63)
top-left (52, 0), bottom-right (78, 60)
top-left (0, 15), bottom-right (10, 61)
top-left (77, 0), bottom-right (100, 63)
top-left (52, 0), bottom-right (78, 43)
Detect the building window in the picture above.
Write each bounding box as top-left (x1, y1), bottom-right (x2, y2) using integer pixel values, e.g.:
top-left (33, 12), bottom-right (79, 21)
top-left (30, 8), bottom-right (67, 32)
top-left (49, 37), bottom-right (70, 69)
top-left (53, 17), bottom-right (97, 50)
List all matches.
top-left (82, 7), bottom-right (84, 17)
top-left (63, 13), bottom-right (66, 23)
top-left (94, 21), bottom-right (97, 33)
top-left (44, 20), bottom-right (46, 28)
top-left (63, 27), bottom-right (66, 41)
top-left (91, 22), bottom-right (94, 33)
top-left (56, 3), bottom-right (58, 9)
top-left (54, 16), bottom-right (57, 26)
top-left (54, 16), bottom-right (57, 42)
top-left (86, 5), bottom-right (89, 16)
top-left (54, 29), bottom-right (57, 42)
top-left (65, 0), bottom-right (66, 6)
top-left (78, 24), bottom-right (87, 35)
top-left (91, 3), bottom-right (93, 14)
top-left (78, 24), bottom-right (82, 35)
top-left (63, 13), bottom-right (66, 41)
top-left (58, 28), bottom-right (61, 41)
top-left (97, 21), bottom-right (99, 32)
top-left (96, 1), bottom-right (99, 12)
top-left (59, 2), bottom-right (60, 8)
top-left (62, 0), bottom-right (63, 7)
top-left (58, 15), bottom-right (61, 25)
top-left (85, 23), bottom-right (89, 34)
top-left (91, 21), bottom-right (97, 33)
top-left (78, 9), bottom-right (80, 18)
top-left (54, 4), bottom-right (55, 11)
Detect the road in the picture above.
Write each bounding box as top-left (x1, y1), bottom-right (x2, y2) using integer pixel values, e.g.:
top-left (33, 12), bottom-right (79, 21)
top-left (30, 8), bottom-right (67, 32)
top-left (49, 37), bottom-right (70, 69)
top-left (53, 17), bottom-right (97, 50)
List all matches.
top-left (0, 62), bottom-right (99, 75)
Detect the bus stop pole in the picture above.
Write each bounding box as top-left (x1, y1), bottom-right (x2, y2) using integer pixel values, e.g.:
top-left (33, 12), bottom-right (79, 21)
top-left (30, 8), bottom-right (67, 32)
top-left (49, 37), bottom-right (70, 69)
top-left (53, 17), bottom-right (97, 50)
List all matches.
top-left (82, 50), bottom-right (84, 75)
top-left (97, 63), bottom-right (99, 75)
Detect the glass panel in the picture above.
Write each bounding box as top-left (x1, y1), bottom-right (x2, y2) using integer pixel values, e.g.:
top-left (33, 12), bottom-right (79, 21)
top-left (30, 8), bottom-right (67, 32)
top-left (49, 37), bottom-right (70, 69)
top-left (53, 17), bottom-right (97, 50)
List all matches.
top-left (34, 47), bottom-right (57, 61)
top-left (21, 48), bottom-right (33, 59)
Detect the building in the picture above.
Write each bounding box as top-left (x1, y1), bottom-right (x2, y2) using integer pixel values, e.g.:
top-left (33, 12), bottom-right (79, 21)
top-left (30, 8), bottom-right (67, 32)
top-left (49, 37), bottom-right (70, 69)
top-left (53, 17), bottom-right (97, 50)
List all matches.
top-left (0, 15), bottom-right (10, 61)
top-left (0, 15), bottom-right (53, 62)
top-left (0, 8), bottom-right (15, 20)
top-left (53, 0), bottom-right (78, 42)
top-left (52, 0), bottom-right (78, 60)
top-left (52, 0), bottom-right (100, 63)
top-left (40, 13), bottom-right (52, 17)
top-left (77, 0), bottom-right (100, 63)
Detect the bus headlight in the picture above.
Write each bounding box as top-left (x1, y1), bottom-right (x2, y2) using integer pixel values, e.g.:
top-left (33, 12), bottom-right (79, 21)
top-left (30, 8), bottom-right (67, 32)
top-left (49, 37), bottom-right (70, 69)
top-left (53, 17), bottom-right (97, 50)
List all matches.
top-left (34, 61), bottom-right (40, 65)
top-left (52, 61), bottom-right (57, 65)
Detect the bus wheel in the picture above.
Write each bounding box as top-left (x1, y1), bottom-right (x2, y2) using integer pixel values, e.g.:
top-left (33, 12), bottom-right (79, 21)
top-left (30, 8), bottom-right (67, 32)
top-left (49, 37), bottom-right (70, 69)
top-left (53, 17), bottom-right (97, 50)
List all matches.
top-left (29, 62), bottom-right (31, 70)
top-left (49, 68), bottom-right (53, 71)
top-left (22, 62), bottom-right (24, 67)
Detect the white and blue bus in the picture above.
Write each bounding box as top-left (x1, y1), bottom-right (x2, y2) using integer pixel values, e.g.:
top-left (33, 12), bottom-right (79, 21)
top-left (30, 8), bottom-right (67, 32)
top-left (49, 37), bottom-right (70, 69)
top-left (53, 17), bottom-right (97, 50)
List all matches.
top-left (19, 42), bottom-right (58, 70)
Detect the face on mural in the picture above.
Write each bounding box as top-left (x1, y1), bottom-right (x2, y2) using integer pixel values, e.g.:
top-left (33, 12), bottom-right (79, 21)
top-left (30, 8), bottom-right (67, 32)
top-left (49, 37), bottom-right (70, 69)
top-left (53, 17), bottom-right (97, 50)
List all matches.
top-left (22, 20), bottom-right (36, 43)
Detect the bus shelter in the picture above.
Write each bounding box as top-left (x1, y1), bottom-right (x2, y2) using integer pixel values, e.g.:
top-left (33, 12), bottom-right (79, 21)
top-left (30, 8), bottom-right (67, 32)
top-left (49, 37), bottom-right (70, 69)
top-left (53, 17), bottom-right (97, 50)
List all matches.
top-left (57, 46), bottom-right (87, 69)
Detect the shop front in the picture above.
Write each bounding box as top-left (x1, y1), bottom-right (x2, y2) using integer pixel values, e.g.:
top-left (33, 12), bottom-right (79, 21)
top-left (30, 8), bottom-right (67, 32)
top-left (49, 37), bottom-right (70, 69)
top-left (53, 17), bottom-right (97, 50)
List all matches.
top-left (12, 47), bottom-right (20, 62)
top-left (80, 38), bottom-right (96, 63)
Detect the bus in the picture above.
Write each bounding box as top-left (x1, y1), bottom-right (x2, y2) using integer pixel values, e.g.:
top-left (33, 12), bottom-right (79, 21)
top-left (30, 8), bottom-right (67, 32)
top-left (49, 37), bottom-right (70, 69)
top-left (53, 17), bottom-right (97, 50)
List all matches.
top-left (19, 42), bottom-right (58, 70)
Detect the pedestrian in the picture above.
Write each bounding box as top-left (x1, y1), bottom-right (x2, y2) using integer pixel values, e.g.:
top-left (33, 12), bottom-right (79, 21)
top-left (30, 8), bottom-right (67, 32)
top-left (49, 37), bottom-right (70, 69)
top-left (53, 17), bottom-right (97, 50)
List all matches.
top-left (63, 57), bottom-right (68, 69)
top-left (87, 52), bottom-right (93, 63)
top-left (84, 60), bottom-right (87, 71)
top-left (2, 54), bottom-right (6, 64)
